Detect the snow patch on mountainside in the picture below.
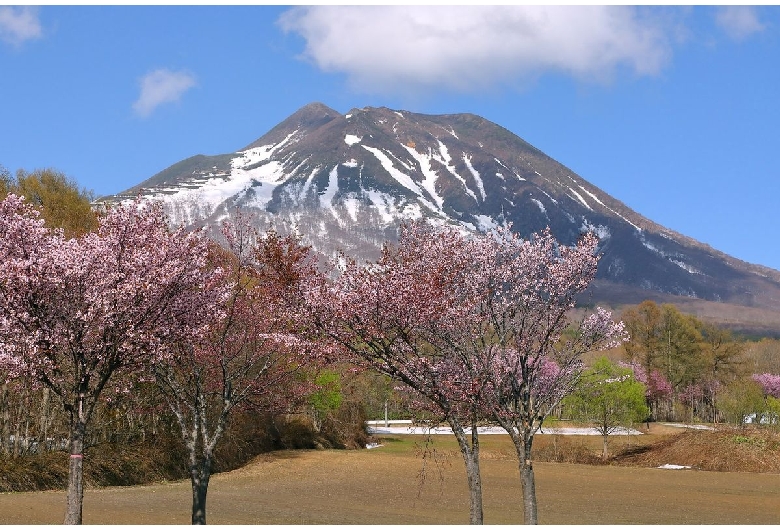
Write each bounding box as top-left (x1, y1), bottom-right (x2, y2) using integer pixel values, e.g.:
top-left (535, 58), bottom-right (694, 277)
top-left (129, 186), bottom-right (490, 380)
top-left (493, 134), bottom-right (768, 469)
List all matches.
top-left (433, 140), bottom-right (478, 203)
top-left (568, 187), bottom-right (593, 211)
top-left (463, 154), bottom-right (486, 201)
top-left (581, 218), bottom-right (611, 240)
top-left (344, 134), bottom-right (361, 146)
top-left (319, 165), bottom-right (339, 218)
top-left (364, 189), bottom-right (423, 223)
top-left (401, 144), bottom-right (445, 211)
top-left (361, 145), bottom-right (441, 215)
top-left (641, 236), bottom-right (701, 275)
top-left (154, 138), bottom-right (295, 225)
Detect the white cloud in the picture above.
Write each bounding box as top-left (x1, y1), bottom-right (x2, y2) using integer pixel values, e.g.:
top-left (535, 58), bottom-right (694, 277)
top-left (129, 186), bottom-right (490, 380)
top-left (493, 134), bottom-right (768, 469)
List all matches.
top-left (132, 69), bottom-right (196, 118)
top-left (0, 6), bottom-right (42, 46)
top-left (278, 6), bottom-right (673, 95)
top-left (715, 6), bottom-right (766, 41)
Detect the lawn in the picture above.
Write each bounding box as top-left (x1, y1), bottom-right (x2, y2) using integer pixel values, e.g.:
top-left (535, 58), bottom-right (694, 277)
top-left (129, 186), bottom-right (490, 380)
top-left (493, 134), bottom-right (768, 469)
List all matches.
top-left (0, 429), bottom-right (779, 524)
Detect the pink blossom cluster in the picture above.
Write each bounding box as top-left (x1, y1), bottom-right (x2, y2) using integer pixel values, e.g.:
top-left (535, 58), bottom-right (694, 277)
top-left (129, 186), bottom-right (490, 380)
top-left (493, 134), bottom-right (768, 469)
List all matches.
top-left (0, 194), bottom-right (223, 416)
top-left (316, 220), bottom-right (627, 435)
top-left (619, 361), bottom-right (673, 400)
top-left (753, 373), bottom-right (780, 398)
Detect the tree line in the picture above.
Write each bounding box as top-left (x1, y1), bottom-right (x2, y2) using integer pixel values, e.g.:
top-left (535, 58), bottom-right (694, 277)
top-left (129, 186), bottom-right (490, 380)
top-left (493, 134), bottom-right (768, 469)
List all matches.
top-left (2, 165), bottom-right (779, 525)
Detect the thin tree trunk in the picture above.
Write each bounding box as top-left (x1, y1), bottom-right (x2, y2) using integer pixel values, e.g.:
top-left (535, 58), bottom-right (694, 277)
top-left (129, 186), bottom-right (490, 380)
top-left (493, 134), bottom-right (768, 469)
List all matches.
top-left (39, 387), bottom-right (50, 453)
top-left (1, 383), bottom-right (9, 455)
top-left (190, 462), bottom-right (211, 525)
top-left (505, 426), bottom-right (538, 525)
top-left (64, 420), bottom-right (86, 524)
top-left (450, 418), bottom-right (483, 524)
top-left (519, 457), bottom-right (538, 525)
top-left (602, 434), bottom-right (609, 460)
top-left (518, 444), bottom-right (538, 524)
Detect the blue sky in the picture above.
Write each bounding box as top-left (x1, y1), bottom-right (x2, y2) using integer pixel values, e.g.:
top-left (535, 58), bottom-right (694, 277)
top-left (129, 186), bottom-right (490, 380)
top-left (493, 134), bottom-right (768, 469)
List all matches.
top-left (1, 5), bottom-right (779, 271)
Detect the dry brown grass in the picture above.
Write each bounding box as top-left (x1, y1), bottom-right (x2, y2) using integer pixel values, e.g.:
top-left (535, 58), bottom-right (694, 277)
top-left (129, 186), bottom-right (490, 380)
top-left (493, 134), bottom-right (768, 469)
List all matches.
top-left (1, 427), bottom-right (780, 524)
top-left (614, 426), bottom-right (780, 473)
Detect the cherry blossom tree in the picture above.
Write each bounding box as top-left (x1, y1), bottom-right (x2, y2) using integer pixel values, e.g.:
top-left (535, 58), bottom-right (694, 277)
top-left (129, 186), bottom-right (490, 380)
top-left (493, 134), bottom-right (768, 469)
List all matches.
top-left (471, 227), bottom-right (627, 524)
top-left (315, 221), bottom-right (625, 525)
top-left (621, 361), bottom-right (673, 421)
top-left (752, 373), bottom-right (780, 399)
top-left (0, 195), bottom-right (221, 524)
top-left (313, 221), bottom-right (493, 524)
top-left (153, 216), bottom-right (327, 525)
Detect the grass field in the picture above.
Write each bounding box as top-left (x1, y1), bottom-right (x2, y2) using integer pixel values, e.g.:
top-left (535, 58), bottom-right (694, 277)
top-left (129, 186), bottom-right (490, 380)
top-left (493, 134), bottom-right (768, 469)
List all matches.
top-left (1, 428), bottom-right (779, 524)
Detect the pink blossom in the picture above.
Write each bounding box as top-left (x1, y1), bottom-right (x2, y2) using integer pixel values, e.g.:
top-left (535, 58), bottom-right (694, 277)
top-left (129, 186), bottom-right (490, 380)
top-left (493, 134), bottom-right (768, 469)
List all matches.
top-left (753, 373), bottom-right (780, 398)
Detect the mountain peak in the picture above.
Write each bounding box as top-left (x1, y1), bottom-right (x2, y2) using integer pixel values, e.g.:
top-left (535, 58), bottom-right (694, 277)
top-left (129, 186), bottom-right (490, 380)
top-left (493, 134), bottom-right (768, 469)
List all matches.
top-left (104, 103), bottom-right (780, 325)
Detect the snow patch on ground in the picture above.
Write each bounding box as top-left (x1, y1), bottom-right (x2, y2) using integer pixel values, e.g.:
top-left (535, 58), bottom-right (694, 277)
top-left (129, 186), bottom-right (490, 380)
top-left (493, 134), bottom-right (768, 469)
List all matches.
top-left (658, 464), bottom-right (692, 470)
top-left (367, 425), bottom-right (643, 436)
top-left (661, 423), bottom-right (715, 431)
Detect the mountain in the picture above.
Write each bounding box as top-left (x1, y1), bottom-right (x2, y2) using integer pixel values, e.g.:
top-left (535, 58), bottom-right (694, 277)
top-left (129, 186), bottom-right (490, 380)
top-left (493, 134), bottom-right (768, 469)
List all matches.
top-left (105, 102), bottom-right (780, 334)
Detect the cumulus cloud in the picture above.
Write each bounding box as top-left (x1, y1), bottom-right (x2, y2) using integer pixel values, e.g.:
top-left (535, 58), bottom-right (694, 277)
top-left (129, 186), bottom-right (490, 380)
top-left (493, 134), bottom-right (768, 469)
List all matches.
top-left (715, 6), bottom-right (766, 41)
top-left (0, 6), bottom-right (42, 46)
top-left (278, 6), bottom-right (673, 94)
top-left (132, 69), bottom-right (197, 118)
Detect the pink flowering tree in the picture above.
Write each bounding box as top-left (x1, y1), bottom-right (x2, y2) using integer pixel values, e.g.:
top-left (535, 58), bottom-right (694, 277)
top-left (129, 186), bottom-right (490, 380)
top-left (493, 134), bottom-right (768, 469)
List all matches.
top-left (315, 221), bottom-right (625, 525)
top-left (313, 221), bottom-right (494, 524)
top-left (678, 383), bottom-right (704, 423)
top-left (153, 217), bottom-right (327, 525)
top-left (473, 227), bottom-right (627, 524)
top-left (621, 361), bottom-right (673, 420)
top-left (0, 195), bottom-right (221, 524)
top-left (753, 373), bottom-right (780, 399)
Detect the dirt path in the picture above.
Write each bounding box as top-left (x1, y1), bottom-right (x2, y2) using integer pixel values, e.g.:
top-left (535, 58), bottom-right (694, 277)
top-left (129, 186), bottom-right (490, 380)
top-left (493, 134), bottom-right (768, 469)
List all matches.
top-left (1, 440), bottom-right (779, 524)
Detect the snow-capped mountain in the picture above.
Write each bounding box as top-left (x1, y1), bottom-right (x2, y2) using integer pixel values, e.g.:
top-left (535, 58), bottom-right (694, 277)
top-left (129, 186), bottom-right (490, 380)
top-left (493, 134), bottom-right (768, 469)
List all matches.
top-left (105, 102), bottom-right (780, 316)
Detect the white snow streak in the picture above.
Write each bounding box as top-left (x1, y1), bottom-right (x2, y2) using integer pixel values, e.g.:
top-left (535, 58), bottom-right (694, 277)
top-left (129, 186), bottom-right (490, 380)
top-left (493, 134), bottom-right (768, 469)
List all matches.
top-left (361, 145), bottom-right (440, 214)
top-left (434, 140), bottom-right (478, 202)
top-left (568, 187), bottom-right (593, 211)
top-left (301, 165), bottom-right (321, 198)
top-left (531, 198), bottom-right (547, 214)
top-left (578, 183), bottom-right (640, 231)
top-left (463, 154), bottom-right (486, 201)
top-left (150, 132), bottom-right (303, 225)
top-left (401, 144), bottom-right (445, 211)
top-left (494, 157), bottom-right (524, 180)
top-left (365, 189), bottom-right (423, 223)
top-left (342, 194), bottom-right (361, 222)
top-left (319, 165), bottom-right (340, 219)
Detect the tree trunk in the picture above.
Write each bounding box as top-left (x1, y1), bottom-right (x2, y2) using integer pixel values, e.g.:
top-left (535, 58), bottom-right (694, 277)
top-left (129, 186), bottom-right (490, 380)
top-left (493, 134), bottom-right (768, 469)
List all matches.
top-left (450, 419), bottom-right (483, 524)
top-left (1, 383), bottom-right (9, 455)
top-left (507, 428), bottom-right (538, 525)
top-left (190, 460), bottom-right (211, 525)
top-left (39, 387), bottom-right (50, 453)
top-left (64, 420), bottom-right (86, 524)
top-left (602, 434), bottom-right (609, 460)
top-left (463, 452), bottom-right (483, 525)
top-left (519, 454), bottom-right (538, 524)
